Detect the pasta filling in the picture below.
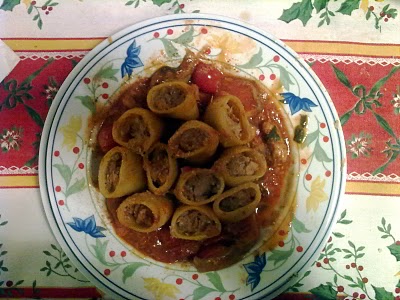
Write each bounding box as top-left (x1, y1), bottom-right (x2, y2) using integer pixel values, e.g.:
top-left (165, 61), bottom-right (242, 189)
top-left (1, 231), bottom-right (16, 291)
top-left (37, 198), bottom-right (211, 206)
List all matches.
top-left (119, 115), bottom-right (150, 143)
top-left (152, 86), bottom-right (186, 110)
top-left (226, 102), bottom-right (242, 138)
top-left (148, 147), bottom-right (169, 187)
top-left (226, 154), bottom-right (259, 176)
top-left (220, 188), bottom-right (256, 212)
top-left (105, 152), bottom-right (122, 193)
top-left (178, 128), bottom-right (208, 152)
top-left (123, 203), bottom-right (155, 228)
top-left (176, 210), bottom-right (219, 236)
top-left (183, 174), bottom-right (222, 202)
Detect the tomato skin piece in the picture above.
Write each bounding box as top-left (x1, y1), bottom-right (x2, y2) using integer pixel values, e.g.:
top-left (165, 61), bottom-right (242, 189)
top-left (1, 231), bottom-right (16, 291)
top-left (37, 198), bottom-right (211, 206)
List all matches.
top-left (97, 120), bottom-right (118, 153)
top-left (191, 62), bottom-right (223, 94)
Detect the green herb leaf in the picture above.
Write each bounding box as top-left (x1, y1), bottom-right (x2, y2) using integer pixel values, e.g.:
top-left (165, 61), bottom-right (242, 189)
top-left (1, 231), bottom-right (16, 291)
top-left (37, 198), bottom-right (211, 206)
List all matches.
top-left (279, 0), bottom-right (314, 26)
top-left (310, 284), bottom-right (337, 300)
top-left (372, 286), bottom-right (395, 300)
top-left (336, 0), bottom-right (360, 15)
top-left (0, 0), bottom-right (21, 11)
top-left (236, 48), bottom-right (263, 69)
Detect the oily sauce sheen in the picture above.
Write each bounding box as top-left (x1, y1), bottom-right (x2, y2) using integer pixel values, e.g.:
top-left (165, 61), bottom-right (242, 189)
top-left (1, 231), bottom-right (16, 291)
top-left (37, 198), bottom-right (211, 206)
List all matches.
top-left (91, 54), bottom-right (295, 271)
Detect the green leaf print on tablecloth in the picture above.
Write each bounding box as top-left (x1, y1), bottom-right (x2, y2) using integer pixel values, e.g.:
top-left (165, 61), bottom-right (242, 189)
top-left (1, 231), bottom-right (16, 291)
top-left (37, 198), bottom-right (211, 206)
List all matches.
top-left (125, 0), bottom-right (200, 13)
top-left (279, 0), bottom-right (398, 31)
top-left (333, 64), bottom-right (400, 175)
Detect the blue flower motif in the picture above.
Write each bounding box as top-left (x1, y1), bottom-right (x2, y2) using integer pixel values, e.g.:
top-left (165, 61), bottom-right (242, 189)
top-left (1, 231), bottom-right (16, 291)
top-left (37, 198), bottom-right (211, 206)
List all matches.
top-left (280, 92), bottom-right (318, 115)
top-left (243, 252), bottom-right (267, 291)
top-left (66, 215), bottom-right (106, 238)
top-left (121, 40), bottom-right (144, 78)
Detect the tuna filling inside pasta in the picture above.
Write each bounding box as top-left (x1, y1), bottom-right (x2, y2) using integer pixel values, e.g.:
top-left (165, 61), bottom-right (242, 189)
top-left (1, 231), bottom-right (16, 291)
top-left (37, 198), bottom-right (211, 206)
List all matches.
top-left (119, 115), bottom-right (150, 143)
top-left (148, 147), bottom-right (169, 187)
top-left (123, 203), bottom-right (155, 228)
top-left (176, 210), bottom-right (219, 236)
top-left (105, 152), bottom-right (122, 193)
top-left (220, 188), bottom-right (256, 212)
top-left (183, 174), bottom-right (222, 202)
top-left (226, 102), bottom-right (242, 138)
top-left (152, 86), bottom-right (186, 110)
top-left (226, 154), bottom-right (258, 176)
top-left (178, 128), bottom-right (209, 152)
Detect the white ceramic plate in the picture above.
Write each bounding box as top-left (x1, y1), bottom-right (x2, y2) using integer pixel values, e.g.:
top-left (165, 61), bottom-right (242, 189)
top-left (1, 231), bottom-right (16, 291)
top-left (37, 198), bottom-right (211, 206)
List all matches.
top-left (39, 14), bottom-right (346, 300)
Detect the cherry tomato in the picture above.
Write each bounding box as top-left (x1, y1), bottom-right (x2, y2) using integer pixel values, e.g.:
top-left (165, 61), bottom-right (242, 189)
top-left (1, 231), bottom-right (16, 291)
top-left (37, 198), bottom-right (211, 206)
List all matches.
top-left (191, 62), bottom-right (223, 94)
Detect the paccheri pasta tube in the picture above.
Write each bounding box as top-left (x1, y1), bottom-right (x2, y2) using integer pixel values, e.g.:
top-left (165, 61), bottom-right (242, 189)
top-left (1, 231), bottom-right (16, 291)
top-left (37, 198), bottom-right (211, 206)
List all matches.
top-left (143, 143), bottom-right (178, 195)
top-left (170, 205), bottom-right (221, 240)
top-left (168, 120), bottom-right (219, 164)
top-left (116, 191), bottom-right (173, 233)
top-left (112, 107), bottom-right (163, 154)
top-left (147, 81), bottom-right (199, 120)
top-left (175, 169), bottom-right (225, 205)
top-left (213, 182), bottom-right (261, 222)
top-left (204, 94), bottom-right (255, 147)
top-left (98, 146), bottom-right (146, 198)
top-left (213, 146), bottom-right (267, 186)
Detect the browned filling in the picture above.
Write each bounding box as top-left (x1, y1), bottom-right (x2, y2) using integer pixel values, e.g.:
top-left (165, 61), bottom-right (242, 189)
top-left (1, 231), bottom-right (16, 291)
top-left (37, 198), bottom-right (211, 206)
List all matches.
top-left (148, 146), bottom-right (169, 187)
top-left (123, 204), bottom-right (154, 228)
top-left (176, 210), bottom-right (218, 236)
top-left (152, 86), bottom-right (186, 110)
top-left (226, 102), bottom-right (242, 138)
top-left (182, 173), bottom-right (222, 201)
top-left (120, 115), bottom-right (150, 143)
top-left (226, 154), bottom-right (259, 176)
top-left (105, 152), bottom-right (122, 192)
top-left (220, 188), bottom-right (256, 212)
top-left (178, 128), bottom-right (208, 152)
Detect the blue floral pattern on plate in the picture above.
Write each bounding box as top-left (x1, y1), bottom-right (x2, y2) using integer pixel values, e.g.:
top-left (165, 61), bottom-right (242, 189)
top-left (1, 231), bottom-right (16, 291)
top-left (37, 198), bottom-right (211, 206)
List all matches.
top-left (66, 215), bottom-right (106, 238)
top-left (281, 92), bottom-right (318, 115)
top-left (121, 40), bottom-right (144, 78)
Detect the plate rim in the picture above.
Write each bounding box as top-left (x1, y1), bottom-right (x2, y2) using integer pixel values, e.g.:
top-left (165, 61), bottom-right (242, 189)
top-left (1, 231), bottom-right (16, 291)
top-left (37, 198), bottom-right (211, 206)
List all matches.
top-left (39, 13), bottom-right (347, 300)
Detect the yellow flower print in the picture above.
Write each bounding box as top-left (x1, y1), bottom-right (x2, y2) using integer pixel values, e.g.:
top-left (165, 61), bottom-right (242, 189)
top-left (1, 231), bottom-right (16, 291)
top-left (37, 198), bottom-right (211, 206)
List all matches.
top-left (59, 116), bottom-right (82, 149)
top-left (306, 176), bottom-right (328, 212)
top-left (143, 278), bottom-right (180, 300)
top-left (360, 0), bottom-right (369, 12)
top-left (22, 0), bottom-right (32, 7)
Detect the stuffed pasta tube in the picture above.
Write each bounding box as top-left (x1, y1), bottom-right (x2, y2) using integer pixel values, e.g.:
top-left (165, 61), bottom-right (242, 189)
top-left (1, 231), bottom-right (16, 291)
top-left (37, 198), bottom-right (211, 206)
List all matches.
top-left (168, 120), bottom-right (219, 164)
top-left (213, 146), bottom-right (267, 186)
top-left (112, 107), bottom-right (163, 154)
top-left (147, 81), bottom-right (199, 120)
top-left (204, 94), bottom-right (255, 147)
top-left (116, 191), bottom-right (173, 233)
top-left (170, 205), bottom-right (221, 240)
top-left (143, 143), bottom-right (178, 195)
top-left (174, 169), bottom-right (225, 205)
top-left (98, 146), bottom-right (146, 198)
top-left (213, 182), bottom-right (261, 222)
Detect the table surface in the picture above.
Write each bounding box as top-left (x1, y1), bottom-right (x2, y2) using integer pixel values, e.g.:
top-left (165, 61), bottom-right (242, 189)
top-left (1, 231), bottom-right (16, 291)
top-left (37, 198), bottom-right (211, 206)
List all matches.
top-left (1, 1), bottom-right (400, 299)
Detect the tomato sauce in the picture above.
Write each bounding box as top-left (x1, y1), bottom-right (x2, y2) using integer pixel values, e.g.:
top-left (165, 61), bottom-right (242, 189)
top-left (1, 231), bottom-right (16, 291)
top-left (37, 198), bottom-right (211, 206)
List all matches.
top-left (92, 56), bottom-right (296, 270)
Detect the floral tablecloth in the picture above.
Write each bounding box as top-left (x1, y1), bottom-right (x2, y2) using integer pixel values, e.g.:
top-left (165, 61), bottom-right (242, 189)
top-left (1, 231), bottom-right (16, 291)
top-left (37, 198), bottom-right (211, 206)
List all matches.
top-left (1, 0), bottom-right (400, 299)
